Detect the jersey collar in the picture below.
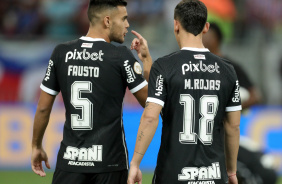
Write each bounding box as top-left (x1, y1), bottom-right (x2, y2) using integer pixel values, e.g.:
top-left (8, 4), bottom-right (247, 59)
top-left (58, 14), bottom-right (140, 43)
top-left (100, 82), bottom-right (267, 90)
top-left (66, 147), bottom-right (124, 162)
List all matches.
top-left (181, 47), bottom-right (210, 52)
top-left (80, 36), bottom-right (106, 42)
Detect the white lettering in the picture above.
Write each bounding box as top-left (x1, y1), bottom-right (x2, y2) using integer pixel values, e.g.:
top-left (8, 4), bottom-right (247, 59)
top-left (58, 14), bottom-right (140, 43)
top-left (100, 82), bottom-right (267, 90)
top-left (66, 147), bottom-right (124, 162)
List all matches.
top-left (178, 162), bottom-right (221, 181)
top-left (63, 145), bottom-right (103, 162)
top-left (44, 60), bottom-right (54, 81)
top-left (182, 61), bottom-right (220, 75)
top-left (65, 49), bottom-right (104, 62)
top-left (68, 65), bottom-right (99, 78)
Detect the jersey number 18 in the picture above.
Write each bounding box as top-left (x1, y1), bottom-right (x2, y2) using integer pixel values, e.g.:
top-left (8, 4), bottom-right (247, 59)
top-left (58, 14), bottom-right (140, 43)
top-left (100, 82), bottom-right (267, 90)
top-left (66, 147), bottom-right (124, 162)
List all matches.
top-left (179, 95), bottom-right (219, 145)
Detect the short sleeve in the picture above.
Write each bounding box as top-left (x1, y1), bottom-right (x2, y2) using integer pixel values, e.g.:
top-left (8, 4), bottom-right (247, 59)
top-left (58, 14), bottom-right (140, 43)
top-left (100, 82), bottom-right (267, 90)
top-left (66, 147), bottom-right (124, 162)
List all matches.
top-left (146, 60), bottom-right (167, 107)
top-left (226, 80), bottom-right (242, 112)
top-left (120, 47), bottom-right (147, 93)
top-left (231, 62), bottom-right (253, 89)
top-left (40, 46), bottom-right (60, 95)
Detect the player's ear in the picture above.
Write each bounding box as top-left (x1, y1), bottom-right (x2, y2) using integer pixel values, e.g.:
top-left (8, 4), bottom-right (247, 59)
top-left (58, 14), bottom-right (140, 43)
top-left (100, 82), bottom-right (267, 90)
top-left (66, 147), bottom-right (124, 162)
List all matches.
top-left (202, 22), bottom-right (210, 34)
top-left (104, 16), bottom-right (110, 28)
top-left (174, 20), bottom-right (180, 34)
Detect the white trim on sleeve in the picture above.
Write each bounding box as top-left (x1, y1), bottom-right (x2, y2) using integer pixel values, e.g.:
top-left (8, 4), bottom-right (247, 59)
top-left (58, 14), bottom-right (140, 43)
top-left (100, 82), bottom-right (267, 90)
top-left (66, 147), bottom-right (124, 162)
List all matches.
top-left (225, 105), bottom-right (242, 112)
top-left (40, 84), bottom-right (59, 96)
top-left (130, 80), bottom-right (148, 93)
top-left (146, 97), bottom-right (165, 107)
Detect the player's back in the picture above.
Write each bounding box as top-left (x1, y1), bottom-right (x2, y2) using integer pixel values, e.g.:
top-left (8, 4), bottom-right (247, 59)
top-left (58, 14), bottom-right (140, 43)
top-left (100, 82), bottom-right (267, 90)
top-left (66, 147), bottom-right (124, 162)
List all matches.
top-left (41, 37), bottom-right (147, 173)
top-left (147, 48), bottom-right (241, 184)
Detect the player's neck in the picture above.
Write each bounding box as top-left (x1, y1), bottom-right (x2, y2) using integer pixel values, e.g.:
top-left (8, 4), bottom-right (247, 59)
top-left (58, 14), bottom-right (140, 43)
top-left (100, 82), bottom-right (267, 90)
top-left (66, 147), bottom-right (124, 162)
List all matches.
top-left (178, 32), bottom-right (205, 49)
top-left (85, 28), bottom-right (110, 43)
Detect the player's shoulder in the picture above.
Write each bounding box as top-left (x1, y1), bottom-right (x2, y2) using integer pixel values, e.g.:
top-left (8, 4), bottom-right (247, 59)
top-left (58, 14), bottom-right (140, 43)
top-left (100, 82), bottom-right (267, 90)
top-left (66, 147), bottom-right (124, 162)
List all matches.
top-left (116, 45), bottom-right (135, 58)
top-left (210, 53), bottom-right (235, 70)
top-left (52, 39), bottom-right (80, 53)
top-left (155, 50), bottom-right (182, 64)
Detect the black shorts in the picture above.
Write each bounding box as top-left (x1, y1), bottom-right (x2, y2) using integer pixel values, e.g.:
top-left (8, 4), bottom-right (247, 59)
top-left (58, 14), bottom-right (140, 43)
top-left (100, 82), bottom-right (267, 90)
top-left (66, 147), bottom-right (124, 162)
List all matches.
top-left (52, 167), bottom-right (128, 184)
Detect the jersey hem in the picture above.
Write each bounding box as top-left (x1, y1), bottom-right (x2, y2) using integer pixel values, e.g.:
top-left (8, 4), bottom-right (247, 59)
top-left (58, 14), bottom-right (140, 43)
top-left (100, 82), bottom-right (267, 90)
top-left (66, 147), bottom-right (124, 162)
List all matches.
top-left (130, 80), bottom-right (148, 93)
top-left (40, 84), bottom-right (59, 96)
top-left (146, 97), bottom-right (164, 107)
top-left (225, 105), bottom-right (242, 112)
top-left (55, 165), bottom-right (128, 173)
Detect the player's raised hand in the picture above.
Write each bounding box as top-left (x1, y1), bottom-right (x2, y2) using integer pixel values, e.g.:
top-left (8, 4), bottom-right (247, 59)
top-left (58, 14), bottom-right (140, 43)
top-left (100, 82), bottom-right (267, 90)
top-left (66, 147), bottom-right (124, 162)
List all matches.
top-left (31, 147), bottom-right (51, 177)
top-left (130, 30), bottom-right (151, 61)
top-left (127, 165), bottom-right (142, 184)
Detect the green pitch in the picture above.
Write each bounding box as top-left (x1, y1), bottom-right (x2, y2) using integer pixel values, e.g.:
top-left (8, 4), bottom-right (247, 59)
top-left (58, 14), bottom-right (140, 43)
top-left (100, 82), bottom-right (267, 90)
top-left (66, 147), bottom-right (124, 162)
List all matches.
top-left (0, 171), bottom-right (154, 184)
top-left (0, 171), bottom-right (281, 184)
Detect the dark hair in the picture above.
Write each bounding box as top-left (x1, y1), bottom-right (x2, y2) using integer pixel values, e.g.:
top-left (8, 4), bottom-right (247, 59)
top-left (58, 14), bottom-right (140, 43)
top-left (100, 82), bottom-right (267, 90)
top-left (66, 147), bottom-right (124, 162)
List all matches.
top-left (174, 0), bottom-right (207, 36)
top-left (209, 22), bottom-right (223, 44)
top-left (88, 0), bottom-right (127, 24)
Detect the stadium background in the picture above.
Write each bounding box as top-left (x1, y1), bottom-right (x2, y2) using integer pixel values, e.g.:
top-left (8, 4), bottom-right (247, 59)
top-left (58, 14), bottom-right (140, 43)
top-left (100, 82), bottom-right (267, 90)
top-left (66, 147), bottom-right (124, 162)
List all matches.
top-left (0, 0), bottom-right (281, 183)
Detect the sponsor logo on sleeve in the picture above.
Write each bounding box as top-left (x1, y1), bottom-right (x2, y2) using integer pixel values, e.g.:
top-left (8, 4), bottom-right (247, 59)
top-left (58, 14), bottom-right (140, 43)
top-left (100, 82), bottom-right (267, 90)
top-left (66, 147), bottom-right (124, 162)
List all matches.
top-left (232, 80), bottom-right (240, 103)
top-left (44, 60), bottom-right (54, 81)
top-left (178, 162), bottom-right (221, 183)
top-left (133, 62), bottom-right (142, 74)
top-left (124, 60), bottom-right (136, 83)
top-left (155, 75), bottom-right (164, 96)
top-left (65, 49), bottom-right (104, 62)
top-left (63, 145), bottom-right (102, 167)
top-left (81, 43), bottom-right (93, 48)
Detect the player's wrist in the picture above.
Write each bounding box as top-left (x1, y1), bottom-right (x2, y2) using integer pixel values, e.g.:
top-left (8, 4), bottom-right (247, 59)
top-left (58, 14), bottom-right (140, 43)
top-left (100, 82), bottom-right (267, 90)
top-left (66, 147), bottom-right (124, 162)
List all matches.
top-left (227, 170), bottom-right (237, 177)
top-left (130, 161), bottom-right (140, 168)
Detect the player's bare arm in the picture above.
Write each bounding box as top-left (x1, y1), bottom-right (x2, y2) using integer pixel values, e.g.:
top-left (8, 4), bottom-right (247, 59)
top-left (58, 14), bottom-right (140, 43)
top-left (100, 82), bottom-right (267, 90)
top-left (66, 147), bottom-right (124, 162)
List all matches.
top-left (127, 102), bottom-right (162, 184)
top-left (223, 110), bottom-right (241, 184)
top-left (131, 30), bottom-right (152, 82)
top-left (31, 91), bottom-right (55, 177)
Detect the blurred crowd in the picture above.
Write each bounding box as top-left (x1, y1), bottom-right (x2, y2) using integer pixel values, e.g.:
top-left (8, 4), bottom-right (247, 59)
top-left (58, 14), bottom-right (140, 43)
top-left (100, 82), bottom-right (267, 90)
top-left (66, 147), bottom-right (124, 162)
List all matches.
top-left (0, 0), bottom-right (282, 104)
top-left (0, 0), bottom-right (281, 39)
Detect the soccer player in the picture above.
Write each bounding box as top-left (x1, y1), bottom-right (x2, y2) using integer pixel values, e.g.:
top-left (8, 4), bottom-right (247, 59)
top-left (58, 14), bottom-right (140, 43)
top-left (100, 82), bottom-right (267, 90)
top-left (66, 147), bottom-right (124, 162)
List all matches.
top-left (203, 22), bottom-right (260, 109)
top-left (31, 0), bottom-right (152, 184)
top-left (127, 0), bottom-right (241, 184)
top-left (203, 22), bottom-right (277, 184)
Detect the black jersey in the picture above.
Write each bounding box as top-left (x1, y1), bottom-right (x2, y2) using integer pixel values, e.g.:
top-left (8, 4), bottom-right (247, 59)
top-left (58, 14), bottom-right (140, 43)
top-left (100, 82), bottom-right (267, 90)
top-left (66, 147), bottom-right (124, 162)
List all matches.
top-left (147, 47), bottom-right (242, 184)
top-left (41, 36), bottom-right (147, 173)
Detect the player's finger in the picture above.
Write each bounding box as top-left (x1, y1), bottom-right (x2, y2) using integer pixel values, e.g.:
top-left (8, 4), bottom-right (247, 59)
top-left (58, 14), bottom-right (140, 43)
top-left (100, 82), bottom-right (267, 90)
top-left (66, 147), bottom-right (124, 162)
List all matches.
top-left (131, 30), bottom-right (143, 40)
top-left (131, 38), bottom-right (139, 47)
top-left (32, 165), bottom-right (45, 177)
top-left (45, 160), bottom-right (51, 169)
top-left (39, 164), bottom-right (46, 177)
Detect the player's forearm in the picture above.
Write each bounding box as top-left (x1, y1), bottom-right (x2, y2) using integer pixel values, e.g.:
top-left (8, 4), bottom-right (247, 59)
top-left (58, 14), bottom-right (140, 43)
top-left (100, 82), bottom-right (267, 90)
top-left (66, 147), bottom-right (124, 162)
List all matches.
top-left (131, 114), bottom-right (158, 166)
top-left (32, 108), bottom-right (51, 148)
top-left (142, 56), bottom-right (152, 82)
top-left (224, 123), bottom-right (240, 174)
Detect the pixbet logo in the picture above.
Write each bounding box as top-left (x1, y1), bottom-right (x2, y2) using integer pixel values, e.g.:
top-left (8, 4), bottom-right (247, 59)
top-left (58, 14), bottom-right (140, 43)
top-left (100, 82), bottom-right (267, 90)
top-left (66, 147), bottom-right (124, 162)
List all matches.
top-left (65, 49), bottom-right (104, 63)
top-left (182, 61), bottom-right (220, 75)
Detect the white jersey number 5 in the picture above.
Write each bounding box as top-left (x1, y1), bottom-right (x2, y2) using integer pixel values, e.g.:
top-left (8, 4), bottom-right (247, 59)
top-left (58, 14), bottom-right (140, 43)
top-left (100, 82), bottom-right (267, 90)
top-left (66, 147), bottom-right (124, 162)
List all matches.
top-left (179, 95), bottom-right (219, 145)
top-left (71, 81), bottom-right (93, 130)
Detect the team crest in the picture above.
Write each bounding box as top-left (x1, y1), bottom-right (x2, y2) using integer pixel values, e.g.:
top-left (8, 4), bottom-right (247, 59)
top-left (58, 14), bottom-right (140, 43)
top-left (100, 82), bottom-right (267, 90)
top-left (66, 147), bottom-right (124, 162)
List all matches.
top-left (134, 62), bottom-right (142, 74)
